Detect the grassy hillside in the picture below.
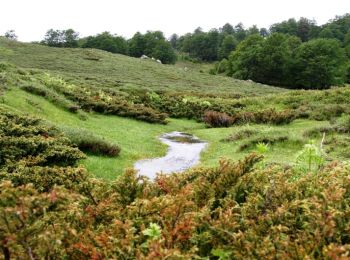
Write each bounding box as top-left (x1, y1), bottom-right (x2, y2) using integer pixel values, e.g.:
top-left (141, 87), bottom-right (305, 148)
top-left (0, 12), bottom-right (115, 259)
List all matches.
top-left (0, 37), bottom-right (285, 96)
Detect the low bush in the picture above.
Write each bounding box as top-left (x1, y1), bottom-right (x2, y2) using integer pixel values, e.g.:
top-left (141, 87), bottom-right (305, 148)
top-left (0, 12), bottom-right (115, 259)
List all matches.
top-left (203, 110), bottom-right (234, 127)
top-left (63, 128), bottom-right (120, 157)
top-left (0, 110), bottom-right (85, 171)
top-left (236, 109), bottom-right (296, 125)
top-left (21, 84), bottom-right (80, 113)
top-left (238, 135), bottom-right (289, 151)
top-left (223, 128), bottom-right (257, 142)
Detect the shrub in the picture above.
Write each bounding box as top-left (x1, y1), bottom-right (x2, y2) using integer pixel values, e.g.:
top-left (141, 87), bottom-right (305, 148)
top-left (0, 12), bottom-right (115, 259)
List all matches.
top-left (0, 110), bottom-right (85, 170)
top-left (21, 84), bottom-right (80, 114)
top-left (223, 129), bottom-right (257, 142)
top-left (238, 135), bottom-right (289, 151)
top-left (203, 111), bottom-right (234, 127)
top-left (63, 128), bottom-right (121, 157)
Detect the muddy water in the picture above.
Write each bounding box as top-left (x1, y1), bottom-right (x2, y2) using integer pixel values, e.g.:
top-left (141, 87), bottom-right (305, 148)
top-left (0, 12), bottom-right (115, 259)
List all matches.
top-left (134, 131), bottom-right (207, 180)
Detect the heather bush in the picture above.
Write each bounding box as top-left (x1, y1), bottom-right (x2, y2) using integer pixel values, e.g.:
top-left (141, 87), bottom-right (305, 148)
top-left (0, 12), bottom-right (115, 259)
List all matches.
top-left (238, 135), bottom-right (289, 151)
top-left (203, 111), bottom-right (235, 127)
top-left (222, 128), bottom-right (257, 142)
top-left (0, 110), bottom-right (85, 170)
top-left (63, 128), bottom-right (120, 157)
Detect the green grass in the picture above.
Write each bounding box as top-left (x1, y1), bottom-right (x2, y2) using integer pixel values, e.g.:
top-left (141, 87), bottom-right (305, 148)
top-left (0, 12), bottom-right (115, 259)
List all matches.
top-left (2, 88), bottom-right (331, 180)
top-left (0, 37), bottom-right (286, 96)
top-left (190, 119), bottom-right (330, 168)
top-left (1, 89), bottom-right (204, 180)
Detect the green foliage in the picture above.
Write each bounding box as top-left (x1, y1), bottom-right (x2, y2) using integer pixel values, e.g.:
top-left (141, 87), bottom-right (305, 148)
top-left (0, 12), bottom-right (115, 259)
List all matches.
top-left (81, 32), bottom-right (129, 55)
top-left (128, 31), bottom-right (176, 64)
top-left (0, 37), bottom-right (283, 97)
top-left (295, 142), bottom-right (325, 173)
top-left (211, 248), bottom-right (232, 259)
top-left (63, 128), bottom-right (121, 157)
top-left (42, 29), bottom-right (79, 48)
top-left (228, 34), bottom-right (264, 79)
top-left (255, 142), bottom-right (269, 154)
top-left (228, 35), bottom-right (347, 89)
top-left (0, 110), bottom-right (85, 170)
top-left (142, 223), bottom-right (162, 240)
top-left (218, 35), bottom-right (238, 60)
top-left (293, 39), bottom-right (347, 89)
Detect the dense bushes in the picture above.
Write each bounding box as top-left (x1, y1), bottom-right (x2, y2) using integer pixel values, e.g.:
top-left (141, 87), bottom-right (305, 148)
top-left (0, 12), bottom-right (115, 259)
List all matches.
top-left (32, 73), bottom-right (168, 124)
top-left (2, 110), bottom-right (350, 258)
top-left (1, 149), bottom-right (350, 258)
top-left (0, 110), bottom-right (85, 170)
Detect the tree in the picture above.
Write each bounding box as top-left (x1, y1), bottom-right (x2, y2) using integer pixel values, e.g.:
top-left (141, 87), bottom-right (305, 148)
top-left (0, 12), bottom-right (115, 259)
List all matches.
top-left (129, 32), bottom-right (147, 57)
top-left (227, 34), bottom-right (264, 80)
top-left (257, 33), bottom-right (301, 86)
top-left (43, 29), bottom-right (62, 47)
top-left (234, 23), bottom-right (246, 42)
top-left (82, 32), bottom-right (128, 54)
top-left (63, 29), bottom-right (79, 47)
top-left (247, 25), bottom-right (260, 36)
top-left (297, 17), bottom-right (317, 42)
top-left (4, 30), bottom-right (17, 40)
top-left (129, 31), bottom-right (176, 63)
top-left (152, 41), bottom-right (177, 64)
top-left (293, 39), bottom-right (347, 89)
top-left (218, 35), bottom-right (238, 60)
top-left (259, 28), bottom-right (269, 38)
top-left (270, 18), bottom-right (298, 36)
top-left (169, 34), bottom-right (179, 49)
top-left (42, 29), bottom-right (79, 48)
top-left (220, 23), bottom-right (235, 35)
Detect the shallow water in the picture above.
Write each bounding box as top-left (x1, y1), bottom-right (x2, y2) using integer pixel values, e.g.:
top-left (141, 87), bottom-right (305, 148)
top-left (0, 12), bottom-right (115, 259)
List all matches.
top-left (134, 131), bottom-right (207, 180)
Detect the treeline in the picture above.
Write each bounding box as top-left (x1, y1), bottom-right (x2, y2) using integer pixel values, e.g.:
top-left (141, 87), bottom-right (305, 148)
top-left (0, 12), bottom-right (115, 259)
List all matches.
top-left (37, 13), bottom-right (350, 88)
top-left (41, 30), bottom-right (176, 64)
top-left (215, 34), bottom-right (348, 89)
top-left (172, 14), bottom-right (350, 62)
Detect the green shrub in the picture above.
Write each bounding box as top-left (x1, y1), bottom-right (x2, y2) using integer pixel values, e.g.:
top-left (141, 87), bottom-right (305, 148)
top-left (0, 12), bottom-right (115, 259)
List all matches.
top-left (63, 128), bottom-right (121, 157)
top-left (222, 129), bottom-right (257, 142)
top-left (238, 135), bottom-right (289, 151)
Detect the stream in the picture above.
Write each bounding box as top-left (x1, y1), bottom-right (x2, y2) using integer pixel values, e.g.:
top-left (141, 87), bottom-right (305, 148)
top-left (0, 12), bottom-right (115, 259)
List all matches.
top-left (134, 131), bottom-right (207, 180)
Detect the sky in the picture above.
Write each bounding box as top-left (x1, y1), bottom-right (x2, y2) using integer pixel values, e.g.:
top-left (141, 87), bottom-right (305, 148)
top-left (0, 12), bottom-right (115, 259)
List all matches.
top-left (1, 0), bottom-right (349, 42)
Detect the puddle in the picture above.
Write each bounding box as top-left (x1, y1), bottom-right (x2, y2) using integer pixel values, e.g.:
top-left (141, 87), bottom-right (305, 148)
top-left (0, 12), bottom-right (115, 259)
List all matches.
top-left (134, 131), bottom-right (207, 180)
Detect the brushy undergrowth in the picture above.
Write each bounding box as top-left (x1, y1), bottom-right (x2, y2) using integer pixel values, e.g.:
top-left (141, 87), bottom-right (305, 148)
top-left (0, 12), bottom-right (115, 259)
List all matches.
top-left (63, 127), bottom-right (121, 157)
top-left (1, 111), bottom-right (350, 259)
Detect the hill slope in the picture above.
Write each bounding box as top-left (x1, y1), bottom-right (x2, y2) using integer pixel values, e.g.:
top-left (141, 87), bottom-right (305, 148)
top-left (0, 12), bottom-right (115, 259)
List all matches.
top-left (0, 37), bottom-right (285, 96)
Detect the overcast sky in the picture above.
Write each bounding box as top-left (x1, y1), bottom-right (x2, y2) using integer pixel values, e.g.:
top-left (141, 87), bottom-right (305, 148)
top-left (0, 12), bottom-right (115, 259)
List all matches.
top-left (1, 0), bottom-right (349, 42)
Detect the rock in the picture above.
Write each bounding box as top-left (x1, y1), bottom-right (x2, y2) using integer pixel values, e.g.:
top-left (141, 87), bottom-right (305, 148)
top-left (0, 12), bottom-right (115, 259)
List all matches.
top-left (140, 55), bottom-right (149, 59)
top-left (156, 59), bottom-right (162, 64)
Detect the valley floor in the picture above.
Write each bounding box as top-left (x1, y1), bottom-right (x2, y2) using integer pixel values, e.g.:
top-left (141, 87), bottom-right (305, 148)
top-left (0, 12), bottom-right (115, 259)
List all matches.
top-left (2, 89), bottom-right (331, 180)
